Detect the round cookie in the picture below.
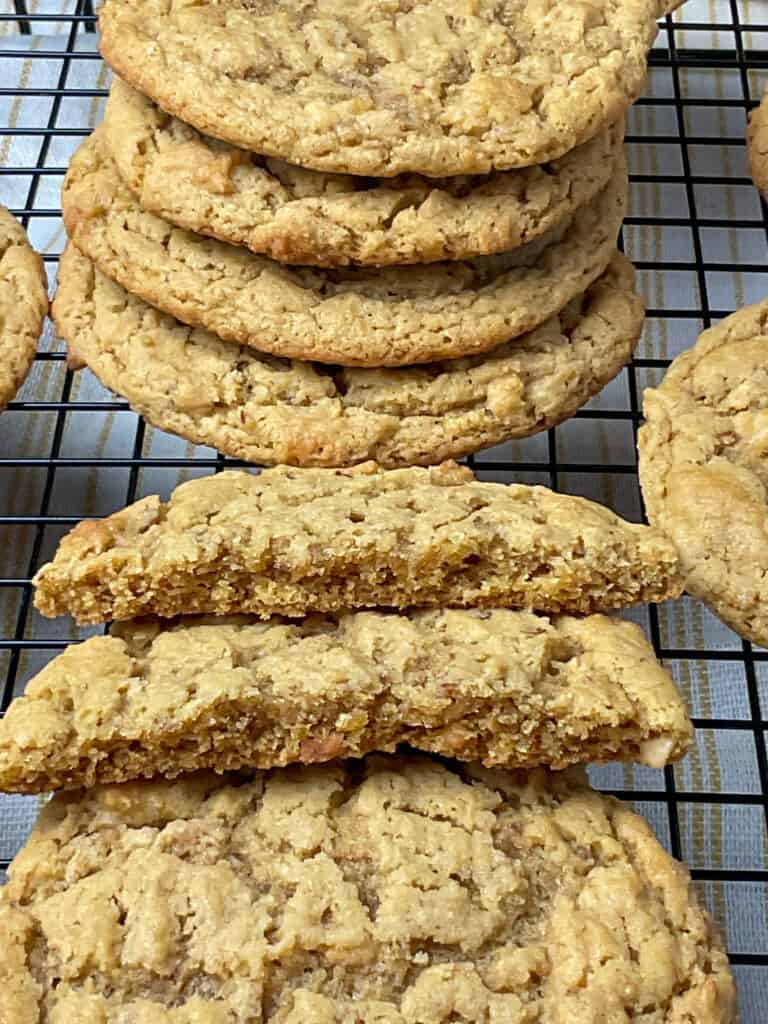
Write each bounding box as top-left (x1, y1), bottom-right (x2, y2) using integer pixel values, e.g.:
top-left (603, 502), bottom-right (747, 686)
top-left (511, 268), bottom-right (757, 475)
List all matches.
top-left (54, 246), bottom-right (643, 469)
top-left (103, 77), bottom-right (624, 268)
top-left (62, 132), bottom-right (628, 367)
top-left (98, 0), bottom-right (660, 177)
top-left (638, 301), bottom-right (768, 646)
top-left (747, 84), bottom-right (768, 198)
top-left (0, 207), bottom-right (48, 412)
top-left (0, 756), bottom-right (735, 1022)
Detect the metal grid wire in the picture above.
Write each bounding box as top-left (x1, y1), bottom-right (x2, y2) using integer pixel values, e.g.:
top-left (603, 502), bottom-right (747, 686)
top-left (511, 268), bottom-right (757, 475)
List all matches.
top-left (0, 0), bottom-right (766, 1017)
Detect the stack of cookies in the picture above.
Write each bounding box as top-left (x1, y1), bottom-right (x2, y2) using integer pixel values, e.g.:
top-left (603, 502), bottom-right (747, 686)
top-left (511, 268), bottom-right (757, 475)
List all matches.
top-left (0, 463), bottom-right (736, 1019)
top-left (51, 0), bottom-right (671, 468)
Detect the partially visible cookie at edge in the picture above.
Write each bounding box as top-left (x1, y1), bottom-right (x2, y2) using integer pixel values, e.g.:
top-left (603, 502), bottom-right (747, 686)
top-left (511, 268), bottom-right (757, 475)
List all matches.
top-left (0, 207), bottom-right (48, 412)
top-left (0, 756), bottom-right (735, 1023)
top-left (104, 77), bottom-right (625, 268)
top-left (747, 84), bottom-right (768, 198)
top-left (53, 245), bottom-right (643, 468)
top-left (98, 0), bottom-right (660, 177)
top-left (62, 129), bottom-right (628, 367)
top-left (639, 300), bottom-right (768, 646)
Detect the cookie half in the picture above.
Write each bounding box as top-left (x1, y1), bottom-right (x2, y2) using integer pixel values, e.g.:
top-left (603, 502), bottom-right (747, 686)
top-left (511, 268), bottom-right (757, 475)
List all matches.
top-left (99, 0), bottom-right (659, 177)
top-left (639, 301), bottom-right (768, 647)
top-left (62, 131), bottom-right (628, 367)
top-left (0, 756), bottom-right (735, 1022)
top-left (747, 84), bottom-right (768, 198)
top-left (0, 609), bottom-right (692, 793)
top-left (104, 78), bottom-right (624, 268)
top-left (0, 207), bottom-right (48, 412)
top-left (54, 245), bottom-right (643, 468)
top-left (32, 462), bottom-right (684, 625)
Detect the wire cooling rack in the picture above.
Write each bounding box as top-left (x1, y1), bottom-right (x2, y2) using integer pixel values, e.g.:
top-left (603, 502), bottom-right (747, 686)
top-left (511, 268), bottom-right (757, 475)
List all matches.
top-left (0, 0), bottom-right (766, 1017)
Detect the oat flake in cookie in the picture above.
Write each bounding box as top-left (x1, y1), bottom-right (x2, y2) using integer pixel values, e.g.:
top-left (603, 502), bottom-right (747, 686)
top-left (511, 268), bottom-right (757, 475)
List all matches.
top-left (62, 131), bottom-right (628, 367)
top-left (639, 301), bottom-right (768, 647)
top-left (103, 77), bottom-right (625, 267)
top-left (99, 0), bottom-right (660, 177)
top-left (54, 246), bottom-right (643, 468)
top-left (0, 756), bottom-right (734, 1022)
top-left (0, 207), bottom-right (47, 412)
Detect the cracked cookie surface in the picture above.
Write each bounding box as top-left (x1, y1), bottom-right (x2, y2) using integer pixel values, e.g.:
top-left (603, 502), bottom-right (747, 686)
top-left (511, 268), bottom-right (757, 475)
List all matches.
top-left (62, 131), bottom-right (627, 367)
top-left (0, 206), bottom-right (47, 412)
top-left (54, 245), bottom-right (642, 468)
top-left (104, 77), bottom-right (623, 267)
top-left (32, 462), bottom-right (684, 625)
top-left (747, 84), bottom-right (768, 198)
top-left (99, 0), bottom-right (660, 177)
top-left (0, 609), bottom-right (692, 793)
top-left (639, 301), bottom-right (768, 646)
top-left (0, 755), bottom-right (734, 1022)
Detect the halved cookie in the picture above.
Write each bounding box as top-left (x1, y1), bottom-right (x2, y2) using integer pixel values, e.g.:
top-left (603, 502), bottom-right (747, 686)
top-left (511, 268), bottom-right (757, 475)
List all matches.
top-left (0, 609), bottom-right (692, 793)
top-left (32, 462), bottom-right (684, 625)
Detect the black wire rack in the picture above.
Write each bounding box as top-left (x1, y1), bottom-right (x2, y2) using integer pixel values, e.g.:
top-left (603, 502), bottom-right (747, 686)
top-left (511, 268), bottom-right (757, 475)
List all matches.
top-left (0, 0), bottom-right (766, 1017)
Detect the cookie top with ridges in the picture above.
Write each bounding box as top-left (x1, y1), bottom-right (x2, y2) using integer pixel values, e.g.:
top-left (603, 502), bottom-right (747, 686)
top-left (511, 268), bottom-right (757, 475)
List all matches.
top-left (99, 0), bottom-right (660, 177)
top-left (639, 300), bottom-right (768, 646)
top-left (32, 462), bottom-right (684, 624)
top-left (0, 608), bottom-right (692, 792)
top-left (0, 756), bottom-right (734, 1022)
top-left (62, 131), bottom-right (628, 367)
top-left (0, 206), bottom-right (48, 411)
top-left (54, 246), bottom-right (642, 468)
top-left (103, 77), bottom-right (624, 267)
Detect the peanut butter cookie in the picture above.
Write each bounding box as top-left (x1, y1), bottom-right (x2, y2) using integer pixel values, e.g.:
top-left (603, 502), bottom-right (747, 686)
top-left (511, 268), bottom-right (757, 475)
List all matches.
top-left (54, 245), bottom-right (643, 468)
top-left (98, 0), bottom-right (660, 177)
top-left (104, 77), bottom-right (624, 267)
top-left (62, 131), bottom-right (628, 367)
top-left (0, 756), bottom-right (734, 1022)
top-left (639, 301), bottom-right (768, 647)
top-left (33, 462), bottom-right (684, 625)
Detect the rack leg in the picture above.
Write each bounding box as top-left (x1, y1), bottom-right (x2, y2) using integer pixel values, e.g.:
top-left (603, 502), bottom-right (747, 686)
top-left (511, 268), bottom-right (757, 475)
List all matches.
top-left (13, 0), bottom-right (30, 35)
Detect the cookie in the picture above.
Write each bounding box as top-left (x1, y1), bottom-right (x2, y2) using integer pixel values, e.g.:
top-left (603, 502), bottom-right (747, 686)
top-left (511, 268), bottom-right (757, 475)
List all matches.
top-left (0, 207), bottom-right (48, 412)
top-left (0, 608), bottom-right (692, 793)
top-left (62, 131), bottom-right (628, 367)
top-left (103, 77), bottom-right (624, 268)
top-left (639, 302), bottom-right (768, 647)
top-left (33, 462), bottom-right (684, 625)
top-left (54, 245), bottom-right (643, 468)
top-left (0, 755), bottom-right (735, 1023)
top-left (747, 84), bottom-right (768, 198)
top-left (98, 0), bottom-right (660, 177)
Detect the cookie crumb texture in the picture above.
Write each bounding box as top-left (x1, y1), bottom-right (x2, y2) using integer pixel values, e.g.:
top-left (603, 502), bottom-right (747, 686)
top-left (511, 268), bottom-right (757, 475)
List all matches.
top-left (0, 610), bottom-right (692, 792)
top-left (0, 206), bottom-right (48, 412)
top-left (104, 78), bottom-right (623, 267)
top-left (0, 757), bottom-right (735, 1022)
top-left (32, 464), bottom-right (684, 624)
top-left (639, 300), bottom-right (768, 647)
top-left (62, 132), bottom-right (627, 367)
top-left (99, 0), bottom-right (659, 177)
top-left (53, 246), bottom-right (643, 468)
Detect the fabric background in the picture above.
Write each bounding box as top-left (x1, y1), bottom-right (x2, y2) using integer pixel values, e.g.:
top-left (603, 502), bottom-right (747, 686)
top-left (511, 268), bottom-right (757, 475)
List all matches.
top-left (0, 1), bottom-right (765, 1018)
